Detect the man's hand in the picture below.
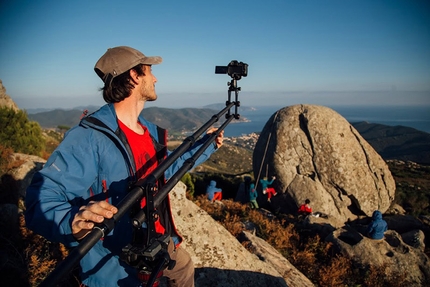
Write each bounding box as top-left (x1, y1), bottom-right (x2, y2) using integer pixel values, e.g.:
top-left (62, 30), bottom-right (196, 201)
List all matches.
top-left (207, 127), bottom-right (224, 149)
top-left (72, 201), bottom-right (118, 241)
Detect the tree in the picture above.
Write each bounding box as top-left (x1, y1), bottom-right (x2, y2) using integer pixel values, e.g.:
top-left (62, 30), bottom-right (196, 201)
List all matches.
top-left (0, 106), bottom-right (44, 156)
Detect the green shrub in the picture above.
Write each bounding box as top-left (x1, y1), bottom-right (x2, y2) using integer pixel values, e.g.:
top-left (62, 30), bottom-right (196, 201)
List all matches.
top-left (0, 107), bottom-right (44, 156)
top-left (181, 173), bottom-right (195, 197)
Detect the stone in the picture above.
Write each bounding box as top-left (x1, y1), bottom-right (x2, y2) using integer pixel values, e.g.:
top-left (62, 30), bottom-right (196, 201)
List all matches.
top-left (9, 153), bottom-right (46, 198)
top-left (326, 228), bottom-right (430, 285)
top-left (253, 104), bottom-right (396, 226)
top-left (169, 181), bottom-right (303, 286)
top-left (241, 230), bottom-right (315, 287)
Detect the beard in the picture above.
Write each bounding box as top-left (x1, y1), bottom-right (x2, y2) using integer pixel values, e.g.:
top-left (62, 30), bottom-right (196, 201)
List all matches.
top-left (140, 81), bottom-right (157, 102)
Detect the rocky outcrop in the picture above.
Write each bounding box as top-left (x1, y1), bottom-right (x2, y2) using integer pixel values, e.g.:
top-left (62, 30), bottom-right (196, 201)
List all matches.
top-left (169, 182), bottom-right (313, 286)
top-left (253, 105), bottom-right (396, 226)
top-left (241, 231), bottom-right (314, 287)
top-left (326, 228), bottom-right (430, 285)
top-left (4, 144), bottom-right (429, 286)
top-left (8, 153), bottom-right (46, 198)
top-left (0, 80), bottom-right (19, 111)
top-left (11, 154), bottom-right (309, 286)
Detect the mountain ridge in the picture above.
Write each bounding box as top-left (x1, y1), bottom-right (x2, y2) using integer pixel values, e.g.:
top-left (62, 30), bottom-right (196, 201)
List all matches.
top-left (24, 106), bottom-right (430, 165)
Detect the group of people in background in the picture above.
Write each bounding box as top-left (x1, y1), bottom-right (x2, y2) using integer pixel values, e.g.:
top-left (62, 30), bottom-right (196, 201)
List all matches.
top-left (208, 175), bottom-right (278, 208)
top-left (297, 199), bottom-right (388, 240)
top-left (209, 178), bottom-right (388, 242)
top-left (210, 177), bottom-right (388, 241)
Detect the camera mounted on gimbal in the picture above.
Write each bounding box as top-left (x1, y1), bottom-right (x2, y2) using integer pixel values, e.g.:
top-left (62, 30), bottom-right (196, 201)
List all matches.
top-left (39, 60), bottom-right (248, 287)
top-left (215, 60), bottom-right (248, 80)
top-left (215, 60), bottom-right (249, 120)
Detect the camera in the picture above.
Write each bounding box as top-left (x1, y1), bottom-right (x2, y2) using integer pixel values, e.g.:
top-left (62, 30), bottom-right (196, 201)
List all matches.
top-left (215, 60), bottom-right (248, 79)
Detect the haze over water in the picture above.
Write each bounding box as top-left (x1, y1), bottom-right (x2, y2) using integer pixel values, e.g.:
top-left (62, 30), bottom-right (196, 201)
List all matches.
top-left (223, 105), bottom-right (430, 137)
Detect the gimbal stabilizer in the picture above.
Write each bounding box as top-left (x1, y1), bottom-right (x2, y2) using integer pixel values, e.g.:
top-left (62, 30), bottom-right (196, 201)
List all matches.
top-left (39, 61), bottom-right (248, 287)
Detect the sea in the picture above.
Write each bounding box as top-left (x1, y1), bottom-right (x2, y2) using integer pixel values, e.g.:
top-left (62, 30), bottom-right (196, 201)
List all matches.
top-left (222, 105), bottom-right (430, 137)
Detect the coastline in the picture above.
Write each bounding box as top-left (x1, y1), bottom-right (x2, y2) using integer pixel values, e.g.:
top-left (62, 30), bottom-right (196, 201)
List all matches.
top-left (223, 105), bottom-right (430, 137)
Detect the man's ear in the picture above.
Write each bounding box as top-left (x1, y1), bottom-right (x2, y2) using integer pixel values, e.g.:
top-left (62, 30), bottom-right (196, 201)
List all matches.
top-left (129, 69), bottom-right (139, 84)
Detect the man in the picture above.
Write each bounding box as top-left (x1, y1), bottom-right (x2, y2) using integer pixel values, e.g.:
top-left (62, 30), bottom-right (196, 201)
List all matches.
top-left (298, 199), bottom-right (313, 216)
top-left (25, 46), bottom-right (223, 286)
top-left (205, 180), bottom-right (222, 201)
top-left (260, 175), bottom-right (277, 202)
top-left (366, 210), bottom-right (388, 240)
top-left (249, 183), bottom-right (259, 209)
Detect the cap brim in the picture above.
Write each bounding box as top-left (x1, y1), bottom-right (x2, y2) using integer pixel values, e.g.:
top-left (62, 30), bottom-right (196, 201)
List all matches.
top-left (142, 56), bottom-right (162, 65)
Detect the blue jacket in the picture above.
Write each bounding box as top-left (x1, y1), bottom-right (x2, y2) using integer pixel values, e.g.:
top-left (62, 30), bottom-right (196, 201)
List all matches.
top-left (249, 183), bottom-right (257, 201)
top-left (366, 210), bottom-right (388, 240)
top-left (206, 180), bottom-right (222, 200)
top-left (25, 104), bottom-right (217, 287)
top-left (259, 177), bottom-right (274, 190)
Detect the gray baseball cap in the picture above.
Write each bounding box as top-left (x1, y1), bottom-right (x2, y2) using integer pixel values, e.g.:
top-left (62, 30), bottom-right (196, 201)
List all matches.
top-left (94, 46), bottom-right (162, 85)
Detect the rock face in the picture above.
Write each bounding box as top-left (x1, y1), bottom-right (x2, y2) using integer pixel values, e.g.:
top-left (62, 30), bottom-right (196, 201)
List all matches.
top-left (6, 142), bottom-right (429, 286)
top-left (253, 105), bottom-right (396, 226)
top-left (9, 153), bottom-right (46, 198)
top-left (0, 80), bottom-right (20, 111)
top-left (14, 154), bottom-right (309, 286)
top-left (326, 228), bottom-right (430, 285)
top-left (169, 182), bottom-right (313, 286)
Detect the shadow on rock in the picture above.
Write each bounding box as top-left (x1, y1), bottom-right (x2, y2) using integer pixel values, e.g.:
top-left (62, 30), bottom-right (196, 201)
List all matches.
top-left (195, 267), bottom-right (288, 287)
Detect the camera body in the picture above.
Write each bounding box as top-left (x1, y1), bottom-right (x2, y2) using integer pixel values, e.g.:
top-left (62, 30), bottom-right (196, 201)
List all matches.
top-left (215, 60), bottom-right (248, 79)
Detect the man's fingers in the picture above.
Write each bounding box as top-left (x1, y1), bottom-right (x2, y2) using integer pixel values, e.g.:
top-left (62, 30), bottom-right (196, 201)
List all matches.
top-left (86, 201), bottom-right (118, 219)
top-left (96, 200), bottom-right (118, 213)
top-left (207, 128), bottom-right (224, 148)
top-left (72, 201), bottom-right (118, 240)
top-left (81, 209), bottom-right (105, 223)
top-left (77, 219), bottom-right (94, 229)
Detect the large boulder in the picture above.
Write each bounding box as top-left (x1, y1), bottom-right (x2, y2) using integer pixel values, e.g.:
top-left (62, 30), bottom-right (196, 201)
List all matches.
top-left (253, 105), bottom-right (396, 226)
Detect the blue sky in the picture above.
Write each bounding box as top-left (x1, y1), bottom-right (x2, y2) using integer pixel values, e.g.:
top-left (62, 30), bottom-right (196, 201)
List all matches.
top-left (0, 0), bottom-right (429, 109)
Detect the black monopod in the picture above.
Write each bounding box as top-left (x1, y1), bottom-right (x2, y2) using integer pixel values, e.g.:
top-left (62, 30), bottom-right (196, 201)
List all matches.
top-left (39, 60), bottom-right (248, 287)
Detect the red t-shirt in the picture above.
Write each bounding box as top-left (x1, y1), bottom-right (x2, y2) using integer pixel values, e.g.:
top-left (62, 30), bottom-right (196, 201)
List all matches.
top-left (118, 120), bottom-right (165, 234)
top-left (298, 204), bottom-right (312, 215)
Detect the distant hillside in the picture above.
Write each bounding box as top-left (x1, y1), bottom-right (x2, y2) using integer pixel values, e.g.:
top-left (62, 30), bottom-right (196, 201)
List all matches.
top-left (25, 105), bottom-right (102, 115)
top-left (352, 121), bottom-right (430, 165)
top-left (27, 109), bottom-right (90, 128)
top-left (26, 107), bottom-right (430, 164)
top-left (203, 103), bottom-right (256, 112)
top-left (141, 107), bottom-right (219, 132)
top-left (27, 106), bottom-right (220, 132)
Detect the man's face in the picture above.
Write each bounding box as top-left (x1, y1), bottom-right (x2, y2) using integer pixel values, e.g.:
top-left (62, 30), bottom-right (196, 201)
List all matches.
top-left (139, 65), bottom-right (158, 102)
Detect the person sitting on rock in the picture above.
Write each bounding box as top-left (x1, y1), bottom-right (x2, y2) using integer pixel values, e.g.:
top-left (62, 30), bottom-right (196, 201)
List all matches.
top-left (297, 199), bottom-right (326, 219)
top-left (366, 210), bottom-right (388, 240)
top-left (235, 176), bottom-right (251, 204)
top-left (260, 176), bottom-right (277, 202)
top-left (249, 183), bottom-right (259, 209)
top-left (298, 199), bottom-right (313, 216)
top-left (206, 180), bottom-right (222, 202)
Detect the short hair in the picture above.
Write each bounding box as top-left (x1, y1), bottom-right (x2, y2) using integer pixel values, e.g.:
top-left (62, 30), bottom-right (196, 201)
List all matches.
top-left (305, 199), bottom-right (310, 204)
top-left (101, 64), bottom-right (146, 103)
